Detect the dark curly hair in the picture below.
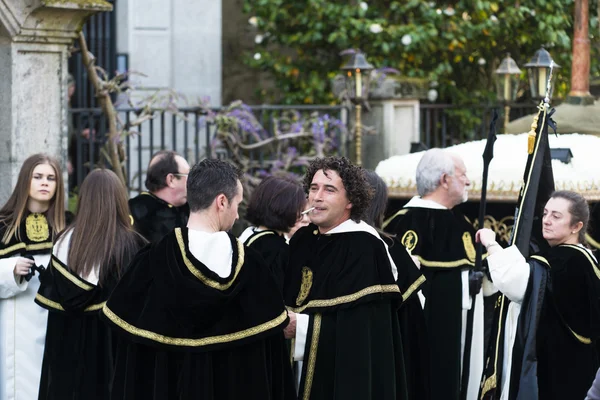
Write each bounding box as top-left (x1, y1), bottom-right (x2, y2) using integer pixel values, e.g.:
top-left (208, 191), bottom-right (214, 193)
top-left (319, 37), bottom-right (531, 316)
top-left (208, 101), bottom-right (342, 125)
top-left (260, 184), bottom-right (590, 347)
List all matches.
top-left (302, 156), bottom-right (373, 222)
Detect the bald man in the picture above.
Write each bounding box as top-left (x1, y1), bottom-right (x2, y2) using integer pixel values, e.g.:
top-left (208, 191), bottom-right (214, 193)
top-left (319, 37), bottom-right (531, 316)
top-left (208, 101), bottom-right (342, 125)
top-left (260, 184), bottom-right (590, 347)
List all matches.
top-left (128, 150), bottom-right (190, 242)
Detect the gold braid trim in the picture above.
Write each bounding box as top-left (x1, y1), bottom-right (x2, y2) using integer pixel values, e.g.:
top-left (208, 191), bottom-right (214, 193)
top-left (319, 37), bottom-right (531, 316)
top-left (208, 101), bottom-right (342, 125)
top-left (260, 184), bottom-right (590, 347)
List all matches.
top-left (35, 293), bottom-right (106, 313)
top-left (530, 255), bottom-right (550, 267)
top-left (0, 241), bottom-right (53, 256)
top-left (52, 259), bottom-right (94, 291)
top-left (513, 103), bottom-right (547, 245)
top-left (302, 313), bottom-right (322, 400)
top-left (382, 209), bottom-right (408, 229)
top-left (402, 275), bottom-right (426, 302)
top-left (246, 230), bottom-right (275, 247)
top-left (84, 302), bottom-right (107, 312)
top-left (0, 243), bottom-right (26, 256)
top-left (288, 284), bottom-right (400, 313)
top-left (480, 375), bottom-right (497, 399)
top-left (586, 233), bottom-right (600, 250)
top-left (560, 244), bottom-right (600, 280)
top-left (532, 248), bottom-right (593, 345)
top-left (567, 326), bottom-right (592, 344)
top-left (175, 228), bottom-right (245, 290)
top-left (417, 256), bottom-right (475, 268)
top-left (102, 305), bottom-right (288, 347)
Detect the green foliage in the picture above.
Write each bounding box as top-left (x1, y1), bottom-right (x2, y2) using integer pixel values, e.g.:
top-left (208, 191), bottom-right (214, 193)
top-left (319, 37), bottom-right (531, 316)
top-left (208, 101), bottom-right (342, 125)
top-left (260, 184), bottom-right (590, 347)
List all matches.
top-left (243, 0), bottom-right (599, 107)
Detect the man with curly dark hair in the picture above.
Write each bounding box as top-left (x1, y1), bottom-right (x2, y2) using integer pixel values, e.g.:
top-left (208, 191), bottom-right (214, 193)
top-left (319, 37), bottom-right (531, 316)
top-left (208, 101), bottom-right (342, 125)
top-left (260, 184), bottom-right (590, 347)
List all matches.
top-left (283, 156), bottom-right (408, 400)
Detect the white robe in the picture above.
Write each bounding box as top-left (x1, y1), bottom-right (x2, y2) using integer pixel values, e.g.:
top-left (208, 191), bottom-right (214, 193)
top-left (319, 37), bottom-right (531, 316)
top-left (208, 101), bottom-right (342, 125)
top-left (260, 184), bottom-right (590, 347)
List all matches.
top-left (0, 252), bottom-right (50, 400)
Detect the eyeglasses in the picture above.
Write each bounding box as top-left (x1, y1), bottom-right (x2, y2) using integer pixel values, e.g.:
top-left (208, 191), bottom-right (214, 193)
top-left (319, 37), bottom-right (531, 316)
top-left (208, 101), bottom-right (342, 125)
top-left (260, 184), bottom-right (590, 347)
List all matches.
top-left (172, 173), bottom-right (188, 178)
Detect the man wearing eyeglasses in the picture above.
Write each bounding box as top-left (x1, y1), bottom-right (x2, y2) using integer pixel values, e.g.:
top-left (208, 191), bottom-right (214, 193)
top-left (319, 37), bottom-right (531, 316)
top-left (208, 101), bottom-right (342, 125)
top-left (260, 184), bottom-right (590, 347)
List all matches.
top-left (129, 150), bottom-right (191, 242)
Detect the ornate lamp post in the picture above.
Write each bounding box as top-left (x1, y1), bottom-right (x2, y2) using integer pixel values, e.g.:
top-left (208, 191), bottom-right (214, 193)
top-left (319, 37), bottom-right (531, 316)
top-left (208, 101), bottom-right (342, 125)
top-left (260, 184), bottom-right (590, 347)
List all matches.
top-left (341, 51), bottom-right (374, 166)
top-left (524, 47), bottom-right (559, 101)
top-left (494, 54), bottom-right (521, 130)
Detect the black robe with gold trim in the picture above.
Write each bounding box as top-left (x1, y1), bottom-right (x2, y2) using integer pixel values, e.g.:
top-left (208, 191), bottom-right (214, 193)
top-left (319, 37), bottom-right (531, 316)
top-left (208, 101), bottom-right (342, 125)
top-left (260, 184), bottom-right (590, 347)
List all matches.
top-left (35, 255), bottom-right (126, 400)
top-left (587, 202), bottom-right (600, 251)
top-left (387, 237), bottom-right (430, 400)
top-left (101, 228), bottom-right (296, 400)
top-left (0, 214), bottom-right (54, 259)
top-left (283, 224), bottom-right (407, 400)
top-left (243, 229), bottom-right (289, 290)
top-left (128, 192), bottom-right (189, 243)
top-left (383, 207), bottom-right (477, 400)
top-left (484, 245), bottom-right (600, 400)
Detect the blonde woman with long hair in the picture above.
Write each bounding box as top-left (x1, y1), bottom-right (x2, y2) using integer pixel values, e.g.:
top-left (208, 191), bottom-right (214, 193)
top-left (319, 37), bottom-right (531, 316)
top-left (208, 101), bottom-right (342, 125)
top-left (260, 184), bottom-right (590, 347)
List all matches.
top-left (0, 154), bottom-right (65, 400)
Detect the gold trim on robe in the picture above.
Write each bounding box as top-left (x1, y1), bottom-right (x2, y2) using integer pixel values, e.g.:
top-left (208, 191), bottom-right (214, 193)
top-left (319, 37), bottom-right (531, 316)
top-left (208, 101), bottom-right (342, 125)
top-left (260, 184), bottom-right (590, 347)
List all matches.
top-left (246, 230), bottom-right (276, 247)
top-left (301, 313), bottom-right (322, 400)
top-left (288, 284), bottom-right (400, 313)
top-left (102, 305), bottom-right (288, 347)
top-left (175, 228), bottom-right (245, 291)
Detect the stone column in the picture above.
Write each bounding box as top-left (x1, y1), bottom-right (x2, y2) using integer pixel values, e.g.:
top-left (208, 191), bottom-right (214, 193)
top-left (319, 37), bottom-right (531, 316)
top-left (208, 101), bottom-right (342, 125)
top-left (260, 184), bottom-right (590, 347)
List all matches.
top-left (567, 0), bottom-right (595, 105)
top-left (0, 0), bottom-right (112, 204)
top-left (360, 99), bottom-right (421, 170)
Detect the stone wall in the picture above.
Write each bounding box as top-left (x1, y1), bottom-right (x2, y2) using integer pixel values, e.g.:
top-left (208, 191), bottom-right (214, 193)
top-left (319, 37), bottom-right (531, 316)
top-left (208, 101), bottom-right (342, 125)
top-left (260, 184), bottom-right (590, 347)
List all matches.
top-left (117, 0), bottom-right (222, 106)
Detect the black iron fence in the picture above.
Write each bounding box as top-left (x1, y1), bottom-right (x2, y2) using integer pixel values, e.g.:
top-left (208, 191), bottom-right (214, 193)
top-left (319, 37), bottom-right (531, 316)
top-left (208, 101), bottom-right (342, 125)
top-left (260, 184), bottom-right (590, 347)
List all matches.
top-left (69, 1), bottom-right (117, 108)
top-left (69, 102), bottom-right (548, 193)
top-left (69, 105), bottom-right (349, 194)
top-left (419, 103), bottom-right (542, 149)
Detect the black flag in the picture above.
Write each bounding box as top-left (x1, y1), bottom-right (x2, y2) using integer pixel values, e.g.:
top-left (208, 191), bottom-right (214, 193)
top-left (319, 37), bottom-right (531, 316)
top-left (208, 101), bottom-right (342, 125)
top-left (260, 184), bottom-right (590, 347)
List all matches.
top-left (510, 103), bottom-right (556, 256)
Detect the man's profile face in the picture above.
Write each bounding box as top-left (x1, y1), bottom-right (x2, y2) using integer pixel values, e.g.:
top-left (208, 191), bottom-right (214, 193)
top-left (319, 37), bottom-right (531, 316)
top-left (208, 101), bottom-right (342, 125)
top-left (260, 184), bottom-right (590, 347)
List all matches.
top-left (308, 169), bottom-right (352, 233)
top-left (222, 180), bottom-right (243, 231)
top-left (171, 156), bottom-right (190, 206)
top-left (447, 157), bottom-right (470, 206)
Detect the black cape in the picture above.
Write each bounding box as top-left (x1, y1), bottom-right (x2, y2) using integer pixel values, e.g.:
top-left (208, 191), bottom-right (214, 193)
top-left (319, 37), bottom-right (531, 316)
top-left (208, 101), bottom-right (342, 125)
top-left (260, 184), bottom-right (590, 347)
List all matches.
top-left (35, 255), bottom-right (123, 400)
top-left (387, 237), bottom-right (430, 400)
top-left (283, 223), bottom-right (407, 400)
top-left (101, 228), bottom-right (296, 400)
top-left (512, 245), bottom-right (600, 400)
top-left (128, 192), bottom-right (189, 243)
top-left (242, 229), bottom-right (289, 290)
top-left (383, 206), bottom-right (477, 400)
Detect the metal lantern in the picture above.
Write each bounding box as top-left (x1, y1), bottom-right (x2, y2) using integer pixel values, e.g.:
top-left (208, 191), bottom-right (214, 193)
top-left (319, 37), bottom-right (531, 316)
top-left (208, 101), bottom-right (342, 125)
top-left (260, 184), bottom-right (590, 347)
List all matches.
top-left (524, 47), bottom-right (560, 100)
top-left (340, 52), bottom-right (375, 102)
top-left (495, 54), bottom-right (521, 102)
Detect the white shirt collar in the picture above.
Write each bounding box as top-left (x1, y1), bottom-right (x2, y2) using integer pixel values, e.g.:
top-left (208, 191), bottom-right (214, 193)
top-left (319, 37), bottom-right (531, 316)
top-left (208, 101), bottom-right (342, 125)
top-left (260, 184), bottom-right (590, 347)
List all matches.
top-left (404, 196), bottom-right (447, 210)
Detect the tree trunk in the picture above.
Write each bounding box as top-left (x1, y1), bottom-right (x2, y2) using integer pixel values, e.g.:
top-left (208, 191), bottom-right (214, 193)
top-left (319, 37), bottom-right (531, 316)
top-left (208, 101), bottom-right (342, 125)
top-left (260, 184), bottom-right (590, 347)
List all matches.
top-left (78, 32), bottom-right (126, 185)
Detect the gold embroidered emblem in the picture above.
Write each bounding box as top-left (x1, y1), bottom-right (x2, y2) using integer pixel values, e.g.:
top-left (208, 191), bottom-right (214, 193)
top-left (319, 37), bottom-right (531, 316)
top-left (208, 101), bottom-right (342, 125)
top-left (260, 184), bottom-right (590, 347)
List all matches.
top-left (296, 267), bottom-right (313, 306)
top-left (401, 230), bottom-right (418, 252)
top-left (463, 232), bottom-right (476, 262)
top-left (26, 213), bottom-right (49, 242)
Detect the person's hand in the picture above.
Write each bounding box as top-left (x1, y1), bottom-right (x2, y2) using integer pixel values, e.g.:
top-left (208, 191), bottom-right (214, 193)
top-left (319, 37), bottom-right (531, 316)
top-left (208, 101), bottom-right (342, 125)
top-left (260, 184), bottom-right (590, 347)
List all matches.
top-left (475, 228), bottom-right (496, 248)
top-left (67, 160), bottom-right (73, 175)
top-left (469, 270), bottom-right (484, 296)
top-left (14, 257), bottom-right (34, 276)
top-left (284, 310), bottom-right (297, 339)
